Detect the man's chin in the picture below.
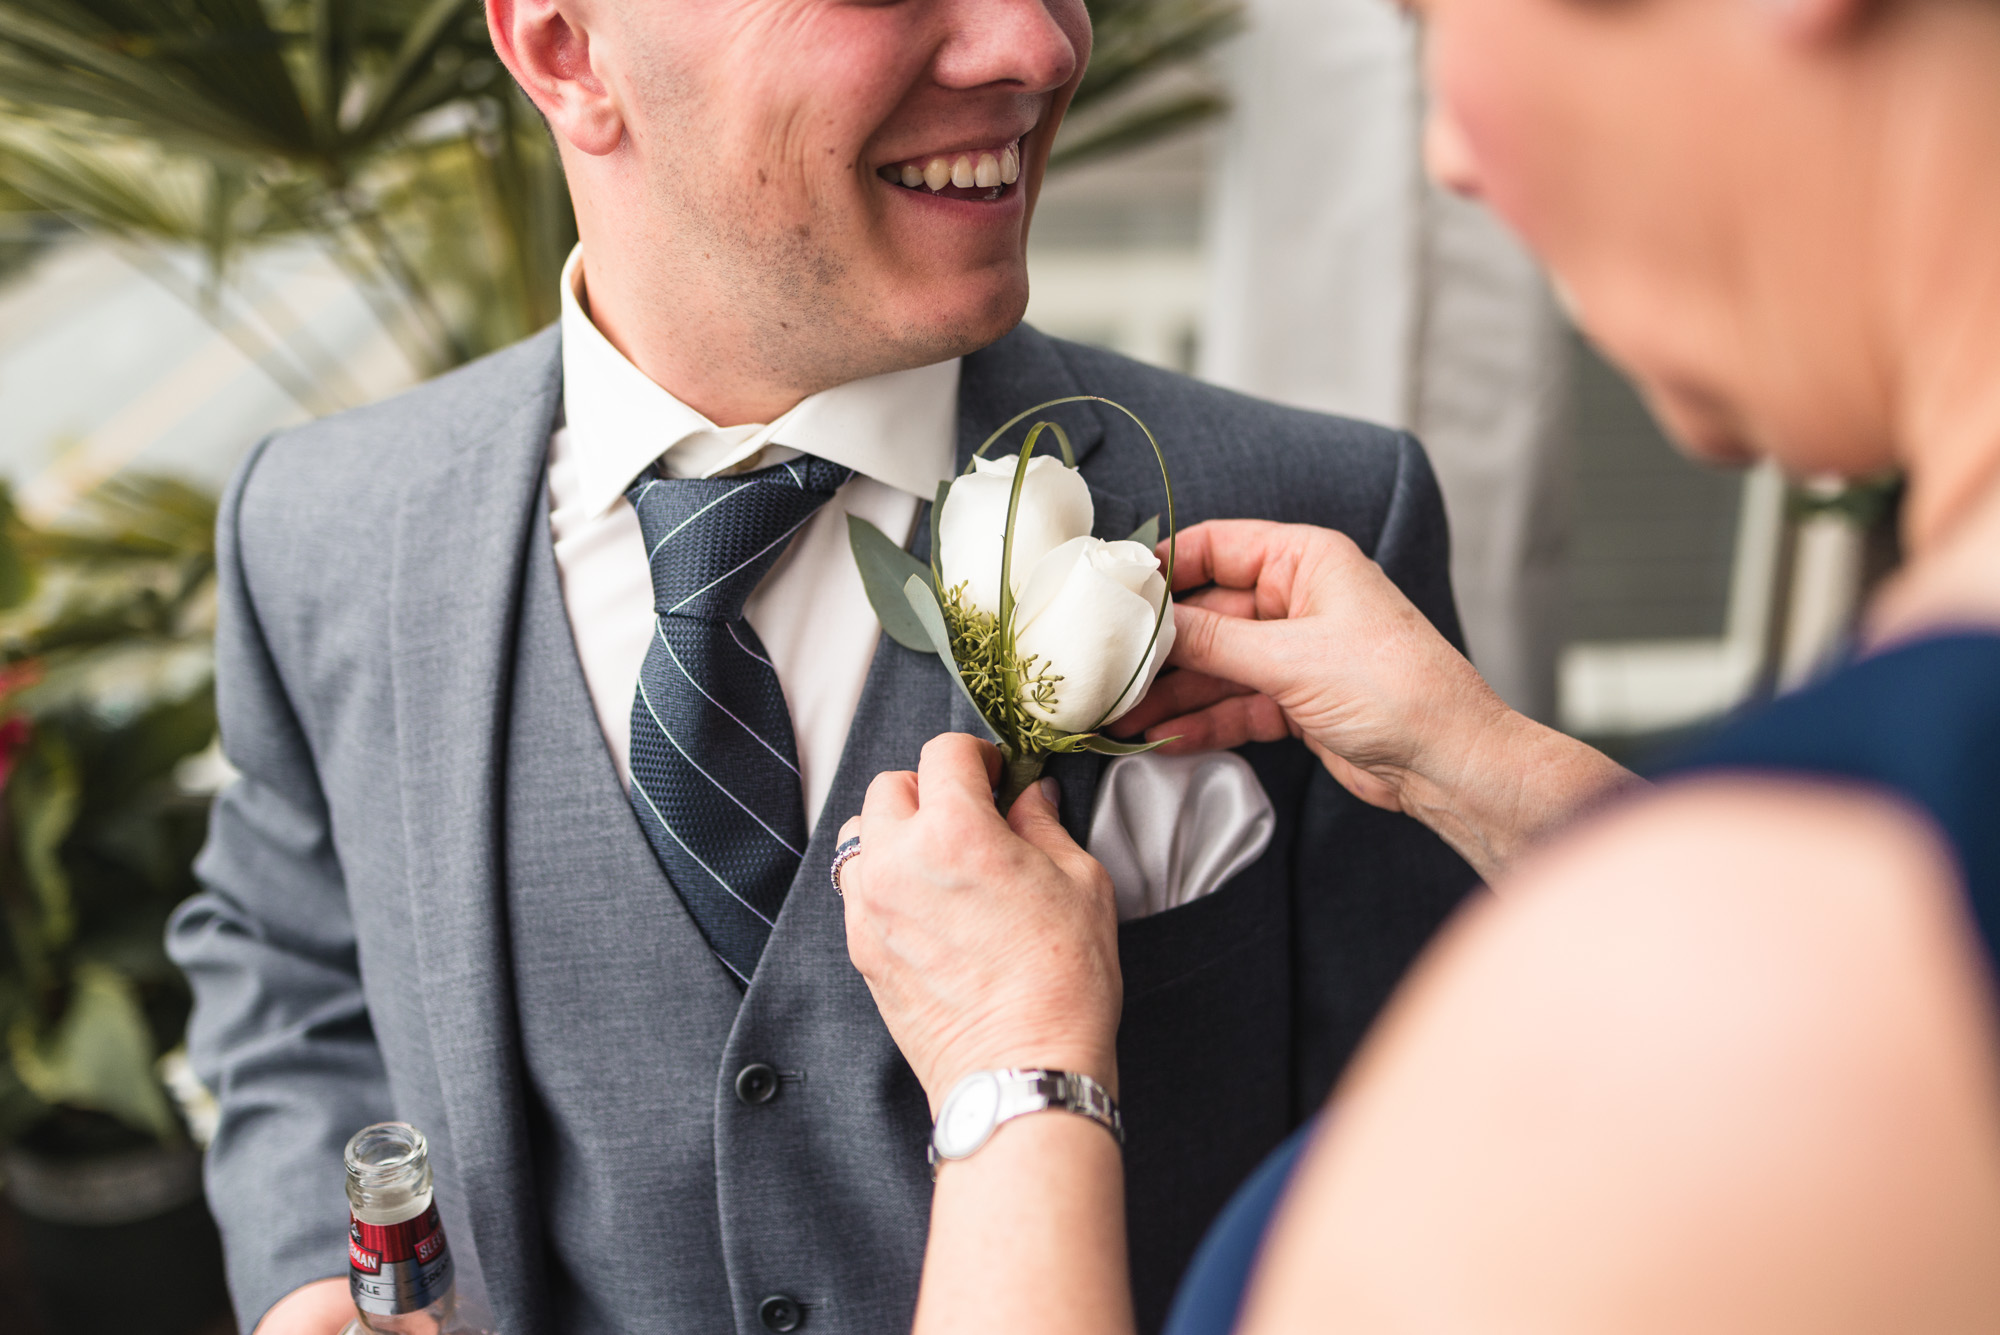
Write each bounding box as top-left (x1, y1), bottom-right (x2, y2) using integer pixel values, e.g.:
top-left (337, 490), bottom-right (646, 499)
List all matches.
top-left (885, 284), bottom-right (1031, 367)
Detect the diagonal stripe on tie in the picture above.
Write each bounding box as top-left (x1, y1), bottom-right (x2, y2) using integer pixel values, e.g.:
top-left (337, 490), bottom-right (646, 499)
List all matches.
top-left (624, 454), bottom-right (853, 985)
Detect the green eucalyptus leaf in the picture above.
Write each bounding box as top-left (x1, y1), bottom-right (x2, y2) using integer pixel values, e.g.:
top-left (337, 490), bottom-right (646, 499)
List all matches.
top-left (1126, 515), bottom-right (1160, 549)
top-left (929, 479), bottom-right (951, 582)
top-left (1069, 733), bottom-right (1173, 756)
top-left (903, 575), bottom-right (1001, 745)
top-left (8, 961), bottom-right (181, 1144)
top-left (847, 515), bottom-right (935, 653)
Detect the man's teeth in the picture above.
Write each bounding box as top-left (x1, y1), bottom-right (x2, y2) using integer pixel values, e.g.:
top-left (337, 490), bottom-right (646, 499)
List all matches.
top-left (890, 143), bottom-right (1022, 194)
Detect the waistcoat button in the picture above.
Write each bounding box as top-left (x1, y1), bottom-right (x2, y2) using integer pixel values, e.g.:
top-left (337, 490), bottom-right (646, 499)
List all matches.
top-left (759, 1293), bottom-right (803, 1332)
top-left (735, 1062), bottom-right (779, 1105)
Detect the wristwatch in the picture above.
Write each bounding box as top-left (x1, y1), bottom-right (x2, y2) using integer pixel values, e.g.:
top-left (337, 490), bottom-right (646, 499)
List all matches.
top-left (928, 1068), bottom-right (1123, 1173)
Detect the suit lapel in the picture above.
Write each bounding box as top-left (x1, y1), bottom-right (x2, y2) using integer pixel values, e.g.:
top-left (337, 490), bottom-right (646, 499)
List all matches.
top-left (386, 328), bottom-right (561, 1330)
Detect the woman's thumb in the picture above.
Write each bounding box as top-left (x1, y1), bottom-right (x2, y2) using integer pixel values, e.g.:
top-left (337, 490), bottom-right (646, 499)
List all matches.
top-left (1007, 776), bottom-right (1076, 853)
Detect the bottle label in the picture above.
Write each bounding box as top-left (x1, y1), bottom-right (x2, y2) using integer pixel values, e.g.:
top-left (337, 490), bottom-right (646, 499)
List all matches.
top-left (349, 1202), bottom-right (454, 1316)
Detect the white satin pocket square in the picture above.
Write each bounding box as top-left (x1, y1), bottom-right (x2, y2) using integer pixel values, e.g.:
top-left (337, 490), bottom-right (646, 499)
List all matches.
top-left (1086, 751), bottom-right (1276, 922)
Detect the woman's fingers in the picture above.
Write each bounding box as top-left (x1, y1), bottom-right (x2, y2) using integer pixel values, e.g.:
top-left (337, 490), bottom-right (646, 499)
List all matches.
top-left (1111, 668), bottom-right (1254, 737)
top-left (1005, 777), bottom-right (1067, 849)
top-left (1167, 519), bottom-right (1287, 593)
top-left (1009, 779), bottom-right (1114, 899)
top-left (1178, 586), bottom-right (1259, 620)
top-left (1167, 601), bottom-right (1293, 700)
top-left (1146, 691), bottom-right (1295, 754)
top-left (916, 733), bottom-right (1005, 818)
top-left (862, 767), bottom-right (921, 823)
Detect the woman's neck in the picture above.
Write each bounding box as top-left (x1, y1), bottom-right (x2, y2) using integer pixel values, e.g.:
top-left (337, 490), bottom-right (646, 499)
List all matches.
top-left (1865, 470), bottom-right (2000, 649)
top-left (1857, 7), bottom-right (2000, 644)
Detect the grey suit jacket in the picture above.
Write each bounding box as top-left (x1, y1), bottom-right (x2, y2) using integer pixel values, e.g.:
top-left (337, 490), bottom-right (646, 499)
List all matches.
top-left (168, 322), bottom-right (1477, 1335)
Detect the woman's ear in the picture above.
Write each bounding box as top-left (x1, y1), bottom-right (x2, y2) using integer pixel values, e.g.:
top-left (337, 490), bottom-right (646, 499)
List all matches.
top-left (1754, 0), bottom-right (1877, 45)
top-left (486, 0), bottom-right (625, 156)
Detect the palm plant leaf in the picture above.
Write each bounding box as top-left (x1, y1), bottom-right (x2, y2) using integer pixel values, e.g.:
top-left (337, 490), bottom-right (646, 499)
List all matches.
top-left (1049, 89), bottom-right (1228, 172)
top-left (0, 116), bottom-right (237, 240)
top-left (347, 0), bottom-right (481, 146)
top-left (0, 0), bottom-right (564, 378)
top-left (1050, 0), bottom-right (1243, 172)
top-left (1074, 0), bottom-right (1242, 110)
top-left (0, 1), bottom-right (309, 158)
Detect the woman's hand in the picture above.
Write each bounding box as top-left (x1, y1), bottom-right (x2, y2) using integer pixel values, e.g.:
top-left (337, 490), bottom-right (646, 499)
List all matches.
top-left (1117, 520), bottom-right (1632, 881)
top-left (839, 733), bottom-right (1122, 1113)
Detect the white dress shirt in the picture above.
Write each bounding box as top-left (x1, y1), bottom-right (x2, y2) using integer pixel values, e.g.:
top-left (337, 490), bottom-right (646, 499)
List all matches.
top-left (547, 247), bottom-right (959, 829)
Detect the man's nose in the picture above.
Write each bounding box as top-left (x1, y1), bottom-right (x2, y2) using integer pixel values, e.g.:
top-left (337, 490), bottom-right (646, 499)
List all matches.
top-left (932, 0), bottom-right (1081, 94)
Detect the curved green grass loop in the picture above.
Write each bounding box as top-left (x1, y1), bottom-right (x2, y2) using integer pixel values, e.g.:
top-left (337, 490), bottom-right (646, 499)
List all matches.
top-left (972, 395), bottom-right (1177, 738)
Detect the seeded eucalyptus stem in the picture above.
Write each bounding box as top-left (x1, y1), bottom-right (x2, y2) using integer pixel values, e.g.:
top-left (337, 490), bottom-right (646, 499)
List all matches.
top-left (930, 395), bottom-right (1178, 814)
top-left (996, 750), bottom-right (1048, 814)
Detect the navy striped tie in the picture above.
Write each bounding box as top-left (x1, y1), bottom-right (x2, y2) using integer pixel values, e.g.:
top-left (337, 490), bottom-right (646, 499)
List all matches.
top-left (625, 455), bottom-right (853, 986)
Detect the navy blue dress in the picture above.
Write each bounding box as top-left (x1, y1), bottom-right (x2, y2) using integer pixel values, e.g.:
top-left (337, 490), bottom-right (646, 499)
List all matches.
top-left (1162, 631), bottom-right (2000, 1335)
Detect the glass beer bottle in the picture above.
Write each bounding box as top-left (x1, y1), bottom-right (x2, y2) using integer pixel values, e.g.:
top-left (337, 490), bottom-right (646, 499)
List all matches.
top-left (338, 1121), bottom-right (496, 1335)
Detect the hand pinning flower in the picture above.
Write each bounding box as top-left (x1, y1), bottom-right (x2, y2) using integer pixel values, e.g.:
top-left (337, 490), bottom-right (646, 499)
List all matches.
top-left (849, 397), bottom-right (1177, 810)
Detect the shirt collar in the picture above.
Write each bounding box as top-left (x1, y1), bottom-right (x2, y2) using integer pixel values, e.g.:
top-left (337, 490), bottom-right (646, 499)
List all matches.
top-left (558, 246), bottom-right (960, 517)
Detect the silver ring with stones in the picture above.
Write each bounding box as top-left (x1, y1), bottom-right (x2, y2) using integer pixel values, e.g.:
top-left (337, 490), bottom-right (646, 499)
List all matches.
top-left (830, 836), bottom-right (861, 896)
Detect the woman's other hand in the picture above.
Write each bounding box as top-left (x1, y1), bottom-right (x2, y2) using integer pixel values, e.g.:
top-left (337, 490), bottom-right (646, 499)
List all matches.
top-left (840, 733), bottom-right (1121, 1112)
top-left (1117, 519), bottom-right (1632, 880)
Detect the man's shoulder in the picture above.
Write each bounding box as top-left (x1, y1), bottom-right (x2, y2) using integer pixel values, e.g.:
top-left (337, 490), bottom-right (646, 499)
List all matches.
top-left (999, 326), bottom-right (1425, 538)
top-left (1037, 329), bottom-right (1405, 455)
top-left (231, 325), bottom-right (562, 539)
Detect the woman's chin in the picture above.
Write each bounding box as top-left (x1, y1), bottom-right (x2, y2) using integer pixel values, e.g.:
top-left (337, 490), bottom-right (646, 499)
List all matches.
top-left (1641, 381), bottom-right (1764, 470)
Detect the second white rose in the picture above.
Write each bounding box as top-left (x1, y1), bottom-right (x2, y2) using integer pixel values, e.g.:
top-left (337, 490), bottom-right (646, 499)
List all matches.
top-left (1012, 536), bottom-right (1176, 733)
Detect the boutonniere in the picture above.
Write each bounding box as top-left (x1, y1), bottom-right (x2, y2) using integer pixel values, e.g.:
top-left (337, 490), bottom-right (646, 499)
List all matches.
top-left (848, 397), bottom-right (1177, 809)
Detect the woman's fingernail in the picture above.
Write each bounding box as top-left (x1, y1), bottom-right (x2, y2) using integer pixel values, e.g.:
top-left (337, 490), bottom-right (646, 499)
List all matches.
top-left (1038, 777), bottom-right (1060, 805)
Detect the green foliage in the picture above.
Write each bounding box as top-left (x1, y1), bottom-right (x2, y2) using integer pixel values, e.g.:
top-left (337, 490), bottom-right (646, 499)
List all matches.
top-left (846, 512), bottom-right (937, 655)
top-left (940, 581), bottom-right (1069, 757)
top-left (900, 572), bottom-right (1001, 747)
top-left (1055, 0), bottom-right (1243, 171)
top-left (0, 475), bottom-right (219, 1150)
top-left (0, 0), bottom-right (574, 393)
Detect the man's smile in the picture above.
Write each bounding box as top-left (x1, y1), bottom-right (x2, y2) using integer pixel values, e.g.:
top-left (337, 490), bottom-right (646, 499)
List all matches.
top-left (876, 138), bottom-right (1023, 202)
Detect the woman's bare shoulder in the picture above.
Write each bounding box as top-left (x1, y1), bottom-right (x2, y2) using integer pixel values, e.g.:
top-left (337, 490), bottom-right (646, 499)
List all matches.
top-left (1240, 776), bottom-right (2000, 1333)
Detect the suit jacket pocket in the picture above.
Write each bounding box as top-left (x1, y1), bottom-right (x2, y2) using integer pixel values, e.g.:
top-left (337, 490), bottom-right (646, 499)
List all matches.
top-left (1115, 855), bottom-right (1290, 1334)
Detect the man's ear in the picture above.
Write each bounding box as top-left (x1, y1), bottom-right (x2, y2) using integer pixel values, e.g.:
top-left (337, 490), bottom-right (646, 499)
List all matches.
top-left (487, 0), bottom-right (624, 156)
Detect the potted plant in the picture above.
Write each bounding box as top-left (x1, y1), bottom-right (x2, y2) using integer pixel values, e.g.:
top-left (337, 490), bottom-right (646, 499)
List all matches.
top-left (0, 476), bottom-right (230, 1335)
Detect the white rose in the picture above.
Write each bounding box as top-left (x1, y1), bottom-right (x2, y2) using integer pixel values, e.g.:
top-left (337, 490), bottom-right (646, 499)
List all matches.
top-left (1012, 537), bottom-right (1176, 733)
top-left (937, 454), bottom-right (1094, 616)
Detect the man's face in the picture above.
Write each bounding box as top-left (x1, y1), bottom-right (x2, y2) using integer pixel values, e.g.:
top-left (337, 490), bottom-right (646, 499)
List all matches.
top-left (595, 0), bottom-right (1090, 387)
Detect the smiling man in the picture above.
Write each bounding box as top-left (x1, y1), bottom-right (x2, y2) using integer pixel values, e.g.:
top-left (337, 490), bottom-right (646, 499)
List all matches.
top-left (167, 1), bottom-right (1478, 1332)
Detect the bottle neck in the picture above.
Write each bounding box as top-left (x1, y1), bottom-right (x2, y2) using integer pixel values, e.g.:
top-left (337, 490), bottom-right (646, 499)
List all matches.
top-left (344, 1122), bottom-right (435, 1220)
top-left (351, 1185), bottom-right (434, 1227)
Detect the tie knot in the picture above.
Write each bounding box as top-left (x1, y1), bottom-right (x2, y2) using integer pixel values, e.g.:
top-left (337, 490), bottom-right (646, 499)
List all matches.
top-left (626, 455), bottom-right (853, 621)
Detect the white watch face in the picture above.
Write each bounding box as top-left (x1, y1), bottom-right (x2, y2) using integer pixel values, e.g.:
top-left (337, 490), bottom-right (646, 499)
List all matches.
top-left (936, 1071), bottom-right (1004, 1158)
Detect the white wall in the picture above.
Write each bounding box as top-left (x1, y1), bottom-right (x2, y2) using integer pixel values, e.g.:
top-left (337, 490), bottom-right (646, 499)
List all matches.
top-left (1199, 0), bottom-right (1572, 721)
